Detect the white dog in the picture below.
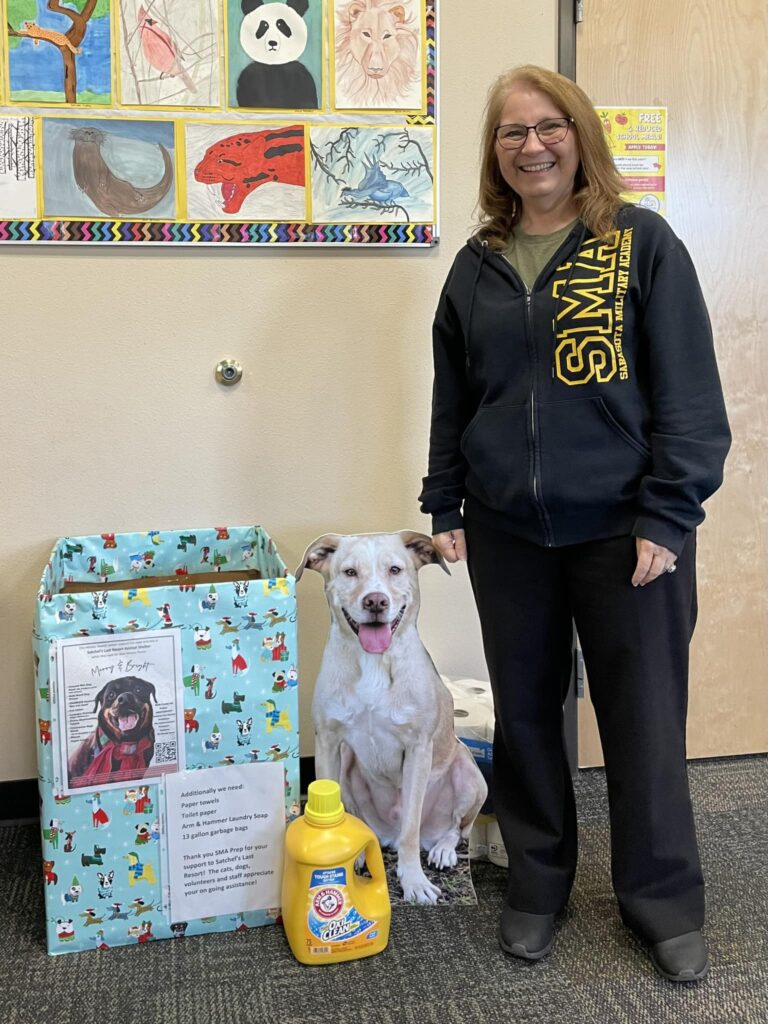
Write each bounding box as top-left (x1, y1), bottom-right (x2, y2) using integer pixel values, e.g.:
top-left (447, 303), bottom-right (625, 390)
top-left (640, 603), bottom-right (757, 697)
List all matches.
top-left (296, 530), bottom-right (488, 903)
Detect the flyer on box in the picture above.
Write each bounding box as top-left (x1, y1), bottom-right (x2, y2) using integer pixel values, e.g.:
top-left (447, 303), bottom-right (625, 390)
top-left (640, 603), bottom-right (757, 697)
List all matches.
top-left (54, 629), bottom-right (185, 795)
top-left (164, 762), bottom-right (285, 922)
top-left (597, 106), bottom-right (667, 216)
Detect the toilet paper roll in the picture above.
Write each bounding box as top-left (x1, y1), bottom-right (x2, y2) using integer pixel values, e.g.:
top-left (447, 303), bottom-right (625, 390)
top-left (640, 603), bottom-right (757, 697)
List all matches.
top-left (449, 677), bottom-right (494, 711)
top-left (452, 703), bottom-right (493, 741)
top-left (445, 679), bottom-right (493, 708)
top-left (453, 677), bottom-right (494, 702)
top-left (451, 699), bottom-right (493, 768)
top-left (487, 817), bottom-right (508, 868)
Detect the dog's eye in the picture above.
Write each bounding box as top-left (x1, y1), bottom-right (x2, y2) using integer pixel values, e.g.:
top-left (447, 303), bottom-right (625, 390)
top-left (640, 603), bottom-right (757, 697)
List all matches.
top-left (389, 565), bottom-right (402, 575)
top-left (344, 568), bottom-right (357, 577)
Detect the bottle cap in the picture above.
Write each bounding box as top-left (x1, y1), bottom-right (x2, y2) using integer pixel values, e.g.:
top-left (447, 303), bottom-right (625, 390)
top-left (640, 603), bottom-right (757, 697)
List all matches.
top-left (304, 779), bottom-right (345, 826)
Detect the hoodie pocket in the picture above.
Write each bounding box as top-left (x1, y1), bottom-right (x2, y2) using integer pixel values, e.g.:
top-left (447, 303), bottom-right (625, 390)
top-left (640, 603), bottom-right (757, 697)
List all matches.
top-left (460, 403), bottom-right (532, 513)
top-left (539, 396), bottom-right (651, 513)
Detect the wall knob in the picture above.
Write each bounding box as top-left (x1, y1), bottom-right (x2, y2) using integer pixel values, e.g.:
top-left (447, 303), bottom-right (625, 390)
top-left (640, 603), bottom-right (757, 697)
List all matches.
top-left (215, 359), bottom-right (243, 386)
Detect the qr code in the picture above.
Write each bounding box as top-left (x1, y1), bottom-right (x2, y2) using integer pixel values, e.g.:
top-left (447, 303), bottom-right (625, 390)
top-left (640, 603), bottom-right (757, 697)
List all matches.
top-left (154, 741), bottom-right (177, 765)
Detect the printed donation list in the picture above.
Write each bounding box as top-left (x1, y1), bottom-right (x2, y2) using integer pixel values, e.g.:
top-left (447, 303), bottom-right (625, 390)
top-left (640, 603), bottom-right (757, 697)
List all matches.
top-left (165, 762), bottom-right (285, 921)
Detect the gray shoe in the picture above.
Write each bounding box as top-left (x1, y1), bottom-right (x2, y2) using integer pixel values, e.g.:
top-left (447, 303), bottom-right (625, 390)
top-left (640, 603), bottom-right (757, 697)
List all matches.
top-left (650, 930), bottom-right (710, 982)
top-left (498, 907), bottom-right (556, 961)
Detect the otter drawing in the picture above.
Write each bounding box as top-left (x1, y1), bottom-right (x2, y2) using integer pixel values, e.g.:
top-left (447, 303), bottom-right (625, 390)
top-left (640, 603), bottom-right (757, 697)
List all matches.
top-left (70, 127), bottom-right (173, 218)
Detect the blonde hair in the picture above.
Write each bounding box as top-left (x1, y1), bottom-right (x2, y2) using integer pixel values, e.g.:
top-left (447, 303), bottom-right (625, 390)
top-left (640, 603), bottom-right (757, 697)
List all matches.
top-left (476, 65), bottom-right (627, 248)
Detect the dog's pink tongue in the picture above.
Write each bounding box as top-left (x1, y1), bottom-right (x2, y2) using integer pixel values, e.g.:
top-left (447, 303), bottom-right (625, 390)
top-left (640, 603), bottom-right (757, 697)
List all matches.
top-left (358, 623), bottom-right (392, 654)
top-left (119, 714), bottom-right (139, 732)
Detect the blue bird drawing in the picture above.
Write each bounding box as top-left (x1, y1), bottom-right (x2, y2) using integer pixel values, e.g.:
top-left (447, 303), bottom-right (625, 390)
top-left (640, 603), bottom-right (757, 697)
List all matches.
top-left (340, 161), bottom-right (410, 205)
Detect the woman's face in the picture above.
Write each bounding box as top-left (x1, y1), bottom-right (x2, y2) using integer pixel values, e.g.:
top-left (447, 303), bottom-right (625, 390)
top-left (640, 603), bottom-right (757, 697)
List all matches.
top-left (495, 84), bottom-right (580, 212)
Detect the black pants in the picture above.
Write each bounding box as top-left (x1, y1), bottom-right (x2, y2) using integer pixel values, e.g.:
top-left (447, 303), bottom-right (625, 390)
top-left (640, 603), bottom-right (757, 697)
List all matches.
top-left (464, 511), bottom-right (704, 943)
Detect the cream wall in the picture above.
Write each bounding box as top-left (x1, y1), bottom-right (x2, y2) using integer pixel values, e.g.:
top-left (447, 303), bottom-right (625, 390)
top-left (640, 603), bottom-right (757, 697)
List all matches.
top-left (0, 2), bottom-right (557, 782)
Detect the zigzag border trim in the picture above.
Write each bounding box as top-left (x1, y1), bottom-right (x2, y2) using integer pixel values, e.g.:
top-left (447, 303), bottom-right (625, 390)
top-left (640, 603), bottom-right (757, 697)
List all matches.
top-left (0, 221), bottom-right (435, 244)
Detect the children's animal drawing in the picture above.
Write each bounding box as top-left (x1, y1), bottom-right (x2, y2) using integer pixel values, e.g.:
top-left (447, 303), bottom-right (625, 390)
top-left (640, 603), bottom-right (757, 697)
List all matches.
top-left (335, 0), bottom-right (420, 108)
top-left (236, 0), bottom-right (318, 109)
top-left (8, 0), bottom-right (108, 106)
top-left (341, 159), bottom-right (408, 205)
top-left (193, 126), bottom-right (305, 215)
top-left (137, 6), bottom-right (196, 93)
top-left (70, 126), bottom-right (173, 218)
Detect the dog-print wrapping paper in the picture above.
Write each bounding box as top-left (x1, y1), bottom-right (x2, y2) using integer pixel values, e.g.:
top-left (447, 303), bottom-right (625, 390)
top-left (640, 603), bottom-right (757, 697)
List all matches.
top-left (33, 525), bottom-right (299, 955)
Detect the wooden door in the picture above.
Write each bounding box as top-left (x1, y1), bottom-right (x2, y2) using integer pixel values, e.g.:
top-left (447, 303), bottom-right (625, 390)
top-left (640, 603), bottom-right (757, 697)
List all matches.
top-left (575, 0), bottom-right (768, 764)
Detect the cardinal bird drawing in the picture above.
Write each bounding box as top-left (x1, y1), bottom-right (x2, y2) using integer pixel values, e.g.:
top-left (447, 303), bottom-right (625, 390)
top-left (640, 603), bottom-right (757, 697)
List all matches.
top-left (137, 5), bottom-right (197, 94)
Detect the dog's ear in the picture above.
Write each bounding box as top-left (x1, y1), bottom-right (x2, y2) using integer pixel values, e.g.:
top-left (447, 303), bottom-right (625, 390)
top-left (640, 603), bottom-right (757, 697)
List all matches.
top-left (91, 682), bottom-right (110, 712)
top-left (399, 531), bottom-right (450, 574)
top-left (295, 534), bottom-right (341, 580)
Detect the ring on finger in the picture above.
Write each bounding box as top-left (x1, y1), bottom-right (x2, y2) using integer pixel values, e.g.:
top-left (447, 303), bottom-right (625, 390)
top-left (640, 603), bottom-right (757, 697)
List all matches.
top-left (666, 563), bottom-right (677, 574)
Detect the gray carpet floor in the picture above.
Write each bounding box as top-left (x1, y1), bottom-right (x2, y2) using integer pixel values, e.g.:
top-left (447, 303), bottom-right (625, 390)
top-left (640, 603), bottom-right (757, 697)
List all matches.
top-left (3, 756), bottom-right (766, 1024)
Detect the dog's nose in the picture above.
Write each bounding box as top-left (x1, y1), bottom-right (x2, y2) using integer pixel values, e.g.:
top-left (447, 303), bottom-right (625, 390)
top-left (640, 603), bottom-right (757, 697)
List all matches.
top-left (363, 592), bottom-right (390, 615)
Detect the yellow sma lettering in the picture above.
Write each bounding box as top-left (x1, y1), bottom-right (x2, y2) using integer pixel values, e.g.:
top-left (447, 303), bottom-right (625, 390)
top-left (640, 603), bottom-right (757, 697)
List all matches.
top-left (552, 228), bottom-right (633, 386)
top-left (556, 336), bottom-right (617, 385)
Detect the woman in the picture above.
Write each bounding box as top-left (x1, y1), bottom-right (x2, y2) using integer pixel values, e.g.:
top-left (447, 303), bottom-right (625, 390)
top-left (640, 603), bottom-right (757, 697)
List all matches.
top-left (419, 65), bottom-right (730, 982)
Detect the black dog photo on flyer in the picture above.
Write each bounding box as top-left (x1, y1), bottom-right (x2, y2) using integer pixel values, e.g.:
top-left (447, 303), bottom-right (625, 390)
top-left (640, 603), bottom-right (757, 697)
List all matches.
top-left (67, 675), bottom-right (158, 787)
top-left (55, 630), bottom-right (185, 794)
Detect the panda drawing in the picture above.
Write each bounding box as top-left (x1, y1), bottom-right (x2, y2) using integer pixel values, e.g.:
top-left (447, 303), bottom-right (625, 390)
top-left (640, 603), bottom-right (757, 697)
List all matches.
top-left (236, 0), bottom-right (319, 110)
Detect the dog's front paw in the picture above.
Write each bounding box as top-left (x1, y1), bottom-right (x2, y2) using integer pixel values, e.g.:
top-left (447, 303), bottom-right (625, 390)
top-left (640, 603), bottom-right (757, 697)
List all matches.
top-left (427, 838), bottom-right (458, 870)
top-left (398, 865), bottom-right (441, 904)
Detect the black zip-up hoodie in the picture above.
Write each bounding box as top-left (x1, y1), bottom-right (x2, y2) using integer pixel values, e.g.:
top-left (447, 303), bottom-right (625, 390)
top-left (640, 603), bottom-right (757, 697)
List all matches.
top-left (419, 206), bottom-right (731, 555)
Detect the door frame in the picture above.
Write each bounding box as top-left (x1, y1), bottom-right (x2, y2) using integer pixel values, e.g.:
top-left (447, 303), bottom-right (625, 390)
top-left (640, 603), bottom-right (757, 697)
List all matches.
top-left (558, 0), bottom-right (578, 81)
top-left (558, 0), bottom-right (580, 775)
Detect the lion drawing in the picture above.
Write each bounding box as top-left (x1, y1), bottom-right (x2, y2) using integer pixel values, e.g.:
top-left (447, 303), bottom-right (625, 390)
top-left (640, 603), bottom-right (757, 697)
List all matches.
top-left (335, 0), bottom-right (421, 109)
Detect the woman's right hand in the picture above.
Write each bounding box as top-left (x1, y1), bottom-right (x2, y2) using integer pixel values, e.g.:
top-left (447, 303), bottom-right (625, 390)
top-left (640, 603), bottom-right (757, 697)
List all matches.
top-left (433, 529), bottom-right (467, 563)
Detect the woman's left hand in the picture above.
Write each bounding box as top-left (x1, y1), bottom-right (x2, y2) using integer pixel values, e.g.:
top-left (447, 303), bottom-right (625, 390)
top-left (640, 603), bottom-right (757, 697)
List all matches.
top-left (632, 538), bottom-right (677, 587)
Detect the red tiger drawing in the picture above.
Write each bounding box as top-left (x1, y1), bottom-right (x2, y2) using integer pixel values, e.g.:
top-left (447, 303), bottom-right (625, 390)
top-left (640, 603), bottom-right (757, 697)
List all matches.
top-left (194, 126), bottom-right (305, 215)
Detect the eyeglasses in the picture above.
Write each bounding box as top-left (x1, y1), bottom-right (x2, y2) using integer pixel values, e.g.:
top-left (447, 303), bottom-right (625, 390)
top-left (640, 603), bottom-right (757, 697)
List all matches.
top-left (494, 117), bottom-right (574, 150)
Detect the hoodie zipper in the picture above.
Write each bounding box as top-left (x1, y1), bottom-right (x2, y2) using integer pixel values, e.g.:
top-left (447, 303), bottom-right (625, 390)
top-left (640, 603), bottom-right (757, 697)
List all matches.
top-left (482, 232), bottom-right (582, 547)
top-left (493, 255), bottom-right (554, 546)
top-left (525, 287), bottom-right (554, 546)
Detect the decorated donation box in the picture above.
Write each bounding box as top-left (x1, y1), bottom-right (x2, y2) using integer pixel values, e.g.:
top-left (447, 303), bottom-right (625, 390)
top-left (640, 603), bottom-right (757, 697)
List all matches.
top-left (33, 526), bottom-right (299, 955)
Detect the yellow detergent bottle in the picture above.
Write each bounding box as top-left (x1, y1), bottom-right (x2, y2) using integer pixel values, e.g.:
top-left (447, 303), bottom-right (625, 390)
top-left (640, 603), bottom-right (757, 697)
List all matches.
top-left (281, 779), bottom-right (391, 965)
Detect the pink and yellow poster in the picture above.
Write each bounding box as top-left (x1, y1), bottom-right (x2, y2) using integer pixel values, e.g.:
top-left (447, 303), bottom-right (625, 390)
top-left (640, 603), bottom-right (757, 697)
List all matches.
top-left (597, 106), bottom-right (666, 217)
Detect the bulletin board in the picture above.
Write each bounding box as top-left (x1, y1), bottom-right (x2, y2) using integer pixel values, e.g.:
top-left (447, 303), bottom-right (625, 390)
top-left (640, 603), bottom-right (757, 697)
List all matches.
top-left (0, 0), bottom-right (437, 245)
